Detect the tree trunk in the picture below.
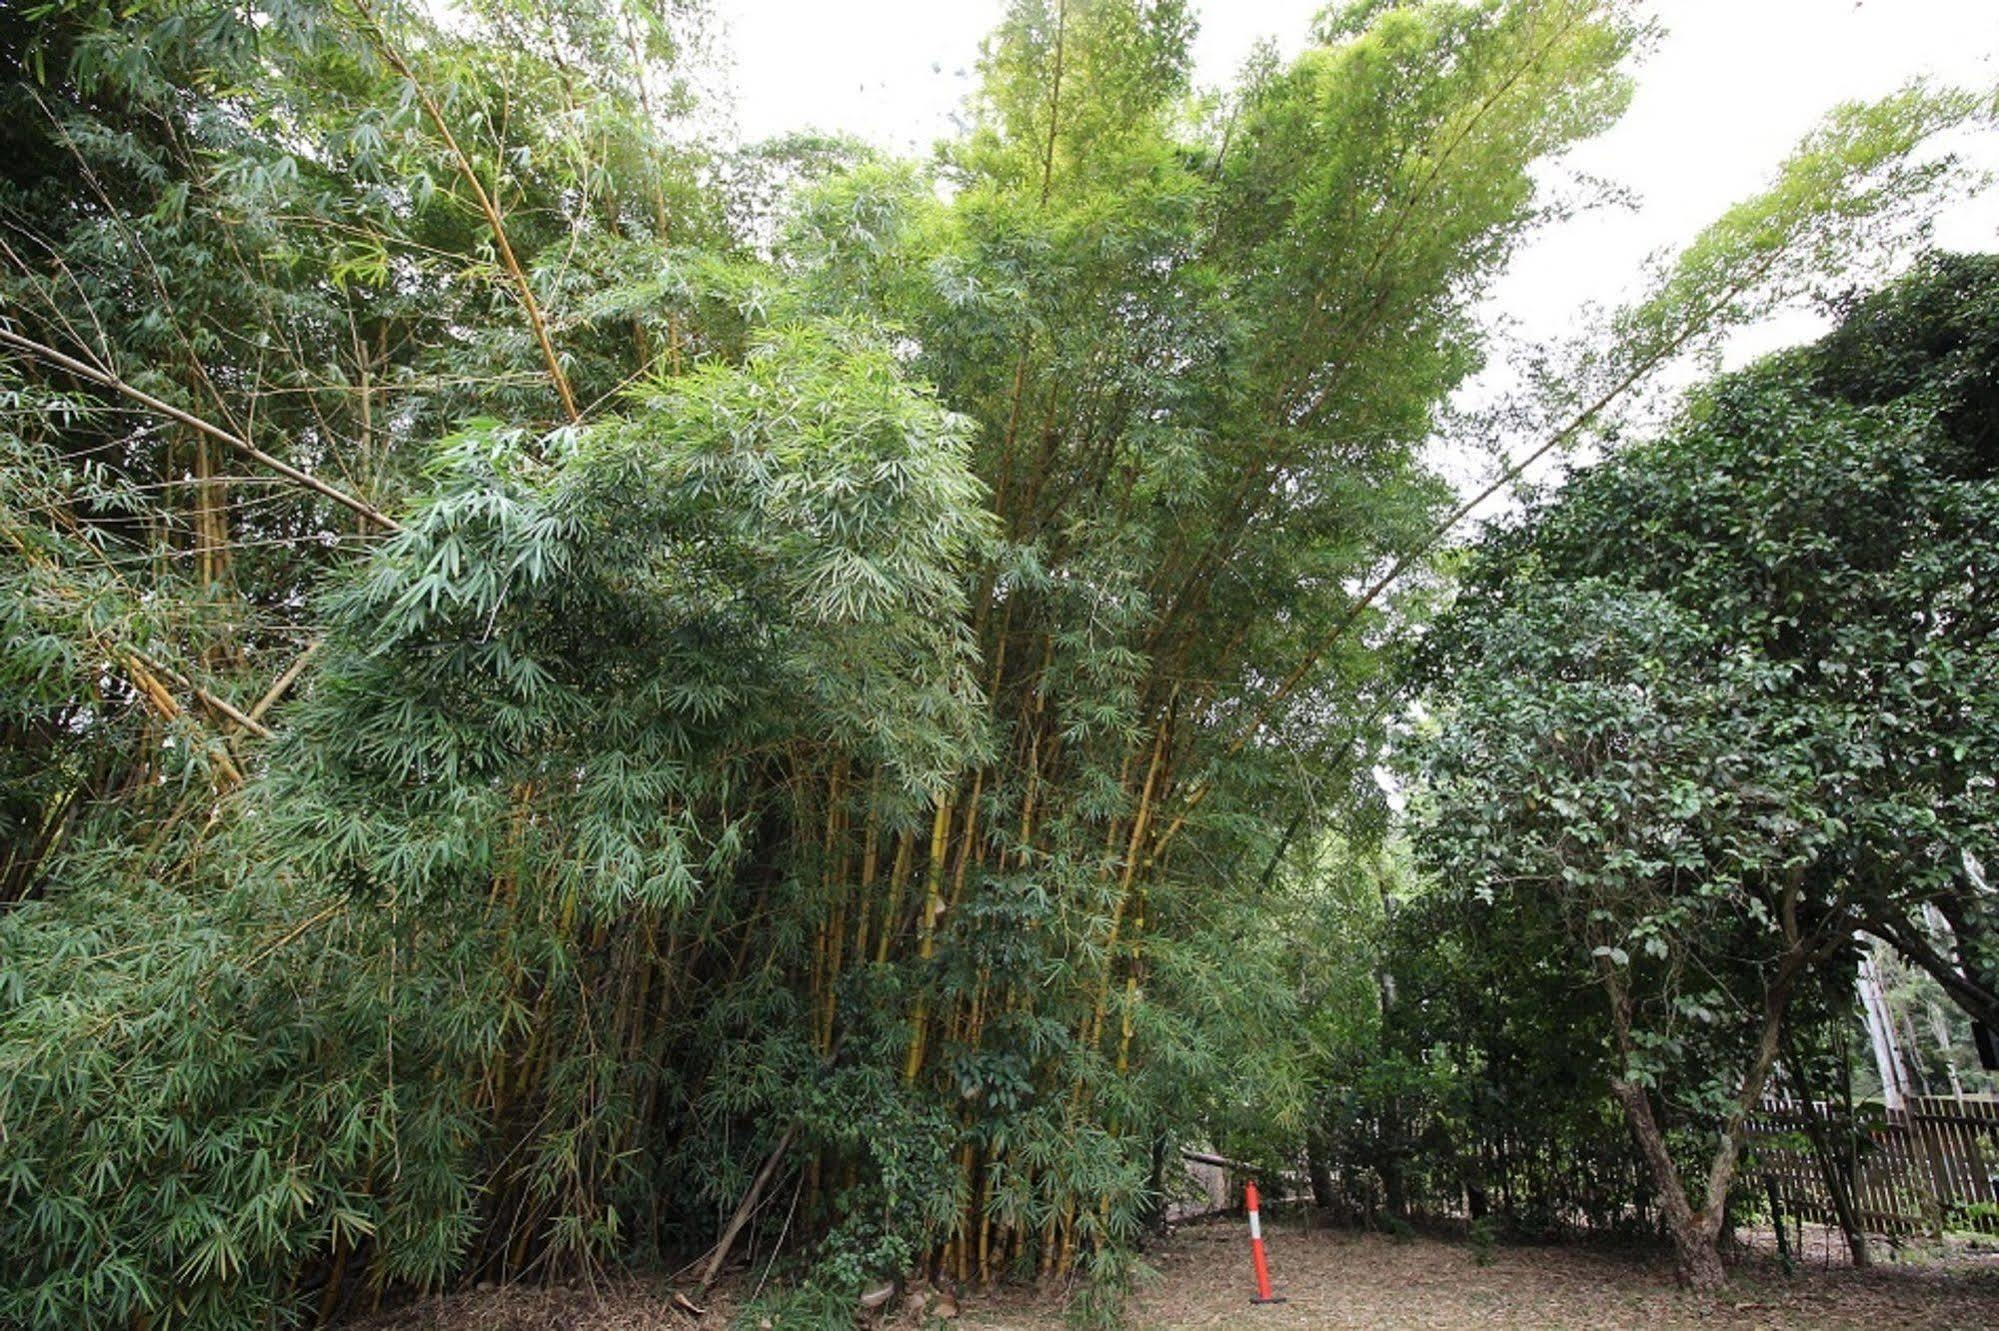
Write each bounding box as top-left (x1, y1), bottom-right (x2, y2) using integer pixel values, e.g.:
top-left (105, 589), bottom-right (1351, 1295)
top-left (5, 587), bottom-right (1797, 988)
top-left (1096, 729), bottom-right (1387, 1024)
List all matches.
top-left (1781, 1033), bottom-right (1872, 1268)
top-left (1611, 1077), bottom-right (1727, 1290)
top-left (1867, 906), bottom-right (1999, 1036)
top-left (1763, 1174), bottom-right (1791, 1265)
top-left (1306, 1136), bottom-right (1335, 1211)
top-left (1678, 1233), bottom-right (1727, 1289)
top-left (1800, 1105), bottom-right (1873, 1268)
top-left (1381, 1136), bottom-right (1408, 1222)
top-left (1595, 888), bottom-right (1821, 1291)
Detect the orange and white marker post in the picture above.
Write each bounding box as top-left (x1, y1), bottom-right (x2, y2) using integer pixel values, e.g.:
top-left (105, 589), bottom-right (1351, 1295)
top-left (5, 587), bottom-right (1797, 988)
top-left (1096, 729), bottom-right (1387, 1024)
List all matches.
top-left (1243, 1181), bottom-right (1285, 1305)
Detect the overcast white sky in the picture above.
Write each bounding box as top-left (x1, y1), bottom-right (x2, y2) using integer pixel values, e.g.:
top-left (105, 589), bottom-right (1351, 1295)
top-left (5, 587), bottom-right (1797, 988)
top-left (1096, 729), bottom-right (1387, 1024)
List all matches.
top-left (716, 1), bottom-right (1997, 504)
top-left (719, 0), bottom-right (1997, 348)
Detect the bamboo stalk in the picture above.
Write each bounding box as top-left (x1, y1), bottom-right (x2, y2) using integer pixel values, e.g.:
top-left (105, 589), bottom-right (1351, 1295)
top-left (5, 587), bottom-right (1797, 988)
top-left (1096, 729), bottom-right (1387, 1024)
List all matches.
top-left (954, 1141), bottom-right (977, 1283)
top-left (947, 769), bottom-right (984, 911)
top-left (123, 654), bottom-right (244, 787)
top-left (0, 327), bottom-right (401, 532)
top-left (130, 649), bottom-right (272, 740)
top-left (850, 804), bottom-right (881, 964)
top-left (699, 1123), bottom-right (800, 1292)
top-left (1087, 725), bottom-right (1168, 1049)
top-left (875, 830), bottom-right (915, 967)
top-left (248, 640), bottom-right (322, 722)
top-left (902, 792), bottom-right (957, 1084)
top-left (351, 0), bottom-right (580, 423)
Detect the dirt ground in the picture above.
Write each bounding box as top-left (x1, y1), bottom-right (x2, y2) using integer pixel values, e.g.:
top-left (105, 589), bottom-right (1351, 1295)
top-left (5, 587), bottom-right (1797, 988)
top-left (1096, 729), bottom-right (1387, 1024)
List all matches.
top-left (1014, 1217), bottom-right (1999, 1330)
top-left (357, 1214), bottom-right (1999, 1331)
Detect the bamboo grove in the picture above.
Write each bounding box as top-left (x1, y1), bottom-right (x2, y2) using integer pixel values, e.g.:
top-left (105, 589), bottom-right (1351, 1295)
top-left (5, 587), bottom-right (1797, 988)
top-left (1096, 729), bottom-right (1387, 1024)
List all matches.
top-left (0, 1), bottom-right (1986, 1325)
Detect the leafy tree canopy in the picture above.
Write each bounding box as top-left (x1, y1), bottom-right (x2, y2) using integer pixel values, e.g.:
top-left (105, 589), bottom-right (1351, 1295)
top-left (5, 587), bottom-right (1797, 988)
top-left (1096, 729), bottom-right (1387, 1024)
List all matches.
top-left (1408, 251), bottom-right (1999, 1287)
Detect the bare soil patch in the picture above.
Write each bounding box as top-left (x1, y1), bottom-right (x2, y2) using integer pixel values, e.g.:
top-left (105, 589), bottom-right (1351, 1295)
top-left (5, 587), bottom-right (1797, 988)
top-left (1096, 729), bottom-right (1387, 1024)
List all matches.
top-left (355, 1215), bottom-right (1999, 1330)
top-left (1008, 1216), bottom-right (1999, 1330)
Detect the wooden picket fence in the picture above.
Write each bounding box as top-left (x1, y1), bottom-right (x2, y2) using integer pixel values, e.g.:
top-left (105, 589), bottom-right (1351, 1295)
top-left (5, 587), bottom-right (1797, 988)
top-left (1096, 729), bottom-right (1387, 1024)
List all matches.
top-left (1744, 1094), bottom-right (1999, 1237)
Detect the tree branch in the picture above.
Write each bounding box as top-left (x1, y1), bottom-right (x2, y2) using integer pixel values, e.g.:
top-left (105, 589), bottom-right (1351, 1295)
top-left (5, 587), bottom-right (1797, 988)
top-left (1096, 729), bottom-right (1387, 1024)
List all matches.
top-left (0, 326), bottom-right (403, 534)
top-left (352, 0), bottom-right (582, 424)
top-left (1864, 913), bottom-right (1999, 1031)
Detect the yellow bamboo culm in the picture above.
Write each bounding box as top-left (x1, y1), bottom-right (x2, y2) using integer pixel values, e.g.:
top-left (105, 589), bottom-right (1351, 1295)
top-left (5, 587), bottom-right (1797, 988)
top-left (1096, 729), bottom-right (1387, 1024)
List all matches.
top-left (903, 791), bottom-right (956, 1084)
top-left (976, 1158), bottom-right (996, 1286)
top-left (948, 769), bottom-right (985, 911)
top-left (875, 831), bottom-right (915, 967)
top-left (814, 758), bottom-right (849, 1052)
top-left (1088, 724), bottom-right (1168, 1049)
top-left (850, 805), bottom-right (881, 964)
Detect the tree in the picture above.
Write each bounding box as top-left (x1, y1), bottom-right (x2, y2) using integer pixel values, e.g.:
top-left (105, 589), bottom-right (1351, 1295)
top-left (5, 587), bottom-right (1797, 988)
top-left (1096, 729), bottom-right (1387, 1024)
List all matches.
top-left (1409, 252), bottom-right (1999, 1288)
top-left (1515, 253), bottom-right (1999, 1041)
top-left (1411, 582), bottom-right (1855, 1287)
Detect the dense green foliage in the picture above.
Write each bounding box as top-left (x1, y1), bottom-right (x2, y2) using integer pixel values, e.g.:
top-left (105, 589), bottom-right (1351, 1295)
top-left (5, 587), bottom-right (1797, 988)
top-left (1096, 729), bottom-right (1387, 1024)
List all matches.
top-left (1395, 252), bottom-right (1999, 1286)
top-left (1285, 833), bottom-right (1666, 1238)
top-left (1, 0), bottom-right (1989, 1324)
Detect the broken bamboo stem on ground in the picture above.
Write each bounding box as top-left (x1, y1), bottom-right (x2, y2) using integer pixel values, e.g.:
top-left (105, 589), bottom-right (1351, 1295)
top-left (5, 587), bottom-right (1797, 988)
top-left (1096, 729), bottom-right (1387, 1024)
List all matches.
top-left (697, 1122), bottom-right (799, 1293)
